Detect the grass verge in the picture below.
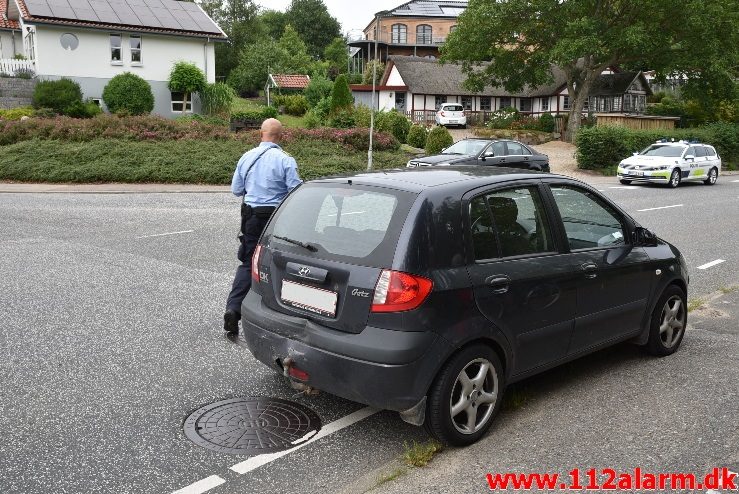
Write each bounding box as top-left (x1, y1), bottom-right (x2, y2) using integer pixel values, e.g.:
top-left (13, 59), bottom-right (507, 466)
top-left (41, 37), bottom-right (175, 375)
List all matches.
top-left (402, 439), bottom-right (443, 467)
top-left (687, 298), bottom-right (706, 312)
top-left (0, 139), bottom-right (413, 184)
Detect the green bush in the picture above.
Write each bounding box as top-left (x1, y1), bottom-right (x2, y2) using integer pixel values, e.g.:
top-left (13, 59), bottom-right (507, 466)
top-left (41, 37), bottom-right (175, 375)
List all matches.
top-left (362, 61), bottom-right (385, 85)
top-left (273, 94), bottom-right (309, 116)
top-left (407, 124), bottom-right (428, 148)
top-left (304, 110), bottom-right (322, 129)
top-left (65, 101), bottom-right (103, 119)
top-left (102, 73), bottom-right (154, 115)
top-left (231, 106), bottom-right (279, 123)
top-left (32, 79), bottom-right (82, 114)
top-left (330, 74), bottom-right (353, 113)
top-left (304, 75), bottom-right (333, 107)
top-left (0, 107), bottom-right (36, 120)
top-left (168, 62), bottom-right (206, 114)
top-left (353, 105), bottom-right (372, 127)
top-left (311, 97), bottom-right (332, 124)
top-left (486, 107), bottom-right (519, 129)
top-left (379, 110), bottom-right (411, 143)
top-left (575, 124), bottom-right (739, 170)
top-left (327, 108), bottom-right (355, 128)
top-left (201, 82), bottom-right (235, 117)
top-left (539, 113), bottom-right (555, 133)
top-left (425, 126), bottom-right (454, 154)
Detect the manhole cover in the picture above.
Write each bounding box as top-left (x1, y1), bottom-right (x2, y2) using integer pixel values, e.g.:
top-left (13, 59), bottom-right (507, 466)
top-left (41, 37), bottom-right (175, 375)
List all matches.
top-left (184, 397), bottom-right (322, 454)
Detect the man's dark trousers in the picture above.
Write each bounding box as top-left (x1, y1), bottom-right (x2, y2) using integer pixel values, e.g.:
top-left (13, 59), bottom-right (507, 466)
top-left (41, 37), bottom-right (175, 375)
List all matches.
top-left (226, 208), bottom-right (272, 314)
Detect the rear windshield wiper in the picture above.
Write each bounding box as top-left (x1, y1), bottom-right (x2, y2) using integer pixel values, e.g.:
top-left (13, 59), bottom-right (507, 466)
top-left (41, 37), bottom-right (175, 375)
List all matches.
top-left (273, 235), bottom-right (318, 252)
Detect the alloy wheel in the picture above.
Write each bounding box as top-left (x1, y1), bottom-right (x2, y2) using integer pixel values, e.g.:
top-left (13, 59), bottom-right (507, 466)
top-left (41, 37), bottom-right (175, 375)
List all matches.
top-left (659, 295), bottom-right (686, 348)
top-left (449, 358), bottom-right (498, 434)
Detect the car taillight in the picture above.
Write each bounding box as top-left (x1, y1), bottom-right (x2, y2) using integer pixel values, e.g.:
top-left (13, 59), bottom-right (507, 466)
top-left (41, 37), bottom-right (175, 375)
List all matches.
top-left (440, 111), bottom-right (446, 117)
top-left (371, 270), bottom-right (433, 313)
top-left (251, 244), bottom-right (263, 281)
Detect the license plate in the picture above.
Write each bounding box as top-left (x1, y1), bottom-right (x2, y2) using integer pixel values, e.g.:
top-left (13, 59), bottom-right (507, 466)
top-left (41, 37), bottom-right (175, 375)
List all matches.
top-left (631, 171), bottom-right (644, 176)
top-left (449, 119), bottom-right (458, 123)
top-left (281, 280), bottom-right (337, 318)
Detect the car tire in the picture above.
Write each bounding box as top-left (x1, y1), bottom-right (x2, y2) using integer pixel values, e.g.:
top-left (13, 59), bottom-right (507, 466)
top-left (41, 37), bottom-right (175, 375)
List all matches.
top-left (668, 169), bottom-right (681, 188)
top-left (619, 179), bottom-right (632, 185)
top-left (425, 344), bottom-right (504, 446)
top-left (704, 167), bottom-right (718, 185)
top-left (645, 285), bottom-right (687, 357)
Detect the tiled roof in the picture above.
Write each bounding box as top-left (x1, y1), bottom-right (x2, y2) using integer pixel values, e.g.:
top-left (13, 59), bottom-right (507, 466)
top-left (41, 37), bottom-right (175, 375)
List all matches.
top-left (0, 1), bottom-right (21, 30)
top-left (271, 74), bottom-right (311, 89)
top-left (13, 0), bottom-right (226, 39)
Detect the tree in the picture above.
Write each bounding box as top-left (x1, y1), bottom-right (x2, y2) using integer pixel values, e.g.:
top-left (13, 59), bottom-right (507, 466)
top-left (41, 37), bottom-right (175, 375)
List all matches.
top-left (228, 38), bottom-right (284, 96)
top-left (169, 62), bottom-right (207, 114)
top-left (330, 74), bottom-right (353, 113)
top-left (278, 25), bottom-right (313, 74)
top-left (285, 0), bottom-right (341, 58)
top-left (324, 37), bottom-right (349, 78)
top-left (260, 9), bottom-right (287, 39)
top-left (443, 0), bottom-right (739, 141)
top-left (362, 60), bottom-right (385, 85)
top-left (304, 73), bottom-right (334, 107)
top-left (202, 0), bottom-right (263, 79)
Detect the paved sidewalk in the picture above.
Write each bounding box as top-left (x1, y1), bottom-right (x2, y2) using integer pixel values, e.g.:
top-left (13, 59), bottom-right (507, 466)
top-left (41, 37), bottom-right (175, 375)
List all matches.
top-left (0, 182), bottom-right (231, 194)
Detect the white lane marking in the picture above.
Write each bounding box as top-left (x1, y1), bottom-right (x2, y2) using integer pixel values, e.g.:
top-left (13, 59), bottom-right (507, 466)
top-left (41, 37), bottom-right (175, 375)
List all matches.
top-left (697, 259), bottom-right (726, 270)
top-left (636, 204), bottom-right (684, 212)
top-left (172, 475), bottom-right (226, 494)
top-left (732, 179), bottom-right (739, 182)
top-left (609, 186), bottom-right (641, 190)
top-left (136, 230), bottom-right (195, 239)
top-left (597, 189), bottom-right (606, 192)
top-left (230, 406), bottom-right (378, 475)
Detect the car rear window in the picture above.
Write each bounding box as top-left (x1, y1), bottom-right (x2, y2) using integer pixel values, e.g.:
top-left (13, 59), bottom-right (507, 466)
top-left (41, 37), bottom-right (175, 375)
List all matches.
top-left (443, 104), bottom-right (463, 112)
top-left (266, 183), bottom-right (416, 266)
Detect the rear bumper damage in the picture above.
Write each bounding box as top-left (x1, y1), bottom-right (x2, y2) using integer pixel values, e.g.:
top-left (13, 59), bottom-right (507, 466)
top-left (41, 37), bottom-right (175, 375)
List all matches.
top-left (241, 291), bottom-right (444, 417)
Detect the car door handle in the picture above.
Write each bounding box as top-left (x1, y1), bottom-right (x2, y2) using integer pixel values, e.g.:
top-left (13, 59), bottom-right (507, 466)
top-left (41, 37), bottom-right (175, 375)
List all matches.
top-left (581, 262), bottom-right (598, 279)
top-left (485, 275), bottom-right (511, 294)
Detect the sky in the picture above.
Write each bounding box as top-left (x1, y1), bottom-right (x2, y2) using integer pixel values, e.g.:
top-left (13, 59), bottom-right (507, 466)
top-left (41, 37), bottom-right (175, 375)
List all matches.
top-left (256, 0), bottom-right (410, 33)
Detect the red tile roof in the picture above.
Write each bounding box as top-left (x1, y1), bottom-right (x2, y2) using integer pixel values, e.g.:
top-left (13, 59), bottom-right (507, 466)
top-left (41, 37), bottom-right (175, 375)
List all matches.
top-left (271, 74), bottom-right (311, 89)
top-left (11, 0), bottom-right (226, 39)
top-left (1, 1), bottom-right (21, 30)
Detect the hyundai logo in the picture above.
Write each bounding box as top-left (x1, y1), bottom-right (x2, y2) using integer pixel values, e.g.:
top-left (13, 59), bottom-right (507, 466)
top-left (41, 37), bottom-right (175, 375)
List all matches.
top-left (298, 267), bottom-right (311, 277)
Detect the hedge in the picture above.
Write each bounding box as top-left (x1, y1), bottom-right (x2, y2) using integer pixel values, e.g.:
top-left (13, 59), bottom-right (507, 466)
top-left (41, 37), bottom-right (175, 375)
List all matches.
top-left (425, 126), bottom-right (453, 154)
top-left (575, 123), bottom-right (739, 170)
top-left (102, 72), bottom-right (154, 115)
top-left (230, 106), bottom-right (279, 122)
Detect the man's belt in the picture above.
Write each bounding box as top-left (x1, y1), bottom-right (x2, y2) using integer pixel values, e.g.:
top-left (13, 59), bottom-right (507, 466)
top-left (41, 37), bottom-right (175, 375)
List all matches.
top-left (242, 204), bottom-right (277, 219)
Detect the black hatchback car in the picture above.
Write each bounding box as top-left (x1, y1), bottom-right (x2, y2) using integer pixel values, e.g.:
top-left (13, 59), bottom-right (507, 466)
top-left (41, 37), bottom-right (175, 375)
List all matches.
top-left (241, 167), bottom-right (688, 446)
top-left (407, 138), bottom-right (550, 172)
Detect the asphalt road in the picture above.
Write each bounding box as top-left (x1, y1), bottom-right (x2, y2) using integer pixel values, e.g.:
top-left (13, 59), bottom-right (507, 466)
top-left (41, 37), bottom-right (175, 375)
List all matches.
top-left (0, 176), bottom-right (736, 494)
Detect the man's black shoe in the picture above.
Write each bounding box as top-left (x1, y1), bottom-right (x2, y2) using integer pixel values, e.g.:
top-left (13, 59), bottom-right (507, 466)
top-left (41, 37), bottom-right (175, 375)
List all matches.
top-left (224, 310), bottom-right (239, 334)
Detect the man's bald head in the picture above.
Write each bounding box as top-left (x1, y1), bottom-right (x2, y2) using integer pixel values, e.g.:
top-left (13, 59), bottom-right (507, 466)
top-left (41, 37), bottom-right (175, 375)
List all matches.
top-left (260, 118), bottom-right (283, 143)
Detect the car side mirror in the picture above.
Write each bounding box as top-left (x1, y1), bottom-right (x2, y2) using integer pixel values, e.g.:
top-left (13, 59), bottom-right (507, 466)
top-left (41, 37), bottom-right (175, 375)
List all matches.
top-left (684, 154), bottom-right (694, 161)
top-left (634, 227), bottom-right (658, 247)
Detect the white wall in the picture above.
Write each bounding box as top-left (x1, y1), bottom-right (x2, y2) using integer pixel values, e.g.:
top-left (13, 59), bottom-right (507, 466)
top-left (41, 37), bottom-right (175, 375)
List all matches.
top-left (0, 30), bottom-right (22, 59)
top-left (386, 66), bottom-right (405, 86)
top-left (378, 90), bottom-right (394, 111)
top-left (33, 25), bottom-right (216, 83)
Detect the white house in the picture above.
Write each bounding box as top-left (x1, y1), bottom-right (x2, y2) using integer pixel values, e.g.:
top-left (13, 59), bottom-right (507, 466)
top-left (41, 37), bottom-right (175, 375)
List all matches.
top-left (0, 0), bottom-right (226, 116)
top-left (0, 1), bottom-right (21, 59)
top-left (352, 56), bottom-right (651, 122)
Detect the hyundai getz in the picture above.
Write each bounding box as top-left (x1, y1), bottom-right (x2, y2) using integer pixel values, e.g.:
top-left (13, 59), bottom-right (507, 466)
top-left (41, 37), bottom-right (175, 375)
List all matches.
top-left (241, 167), bottom-right (688, 446)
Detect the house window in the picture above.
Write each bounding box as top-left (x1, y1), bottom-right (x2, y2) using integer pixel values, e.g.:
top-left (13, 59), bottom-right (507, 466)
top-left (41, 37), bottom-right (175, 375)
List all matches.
top-left (130, 35), bottom-right (142, 64)
top-left (499, 97), bottom-right (512, 109)
top-left (562, 95), bottom-right (571, 110)
top-left (391, 24), bottom-right (407, 44)
top-left (611, 96), bottom-right (621, 112)
top-left (91, 98), bottom-right (102, 107)
top-left (540, 97), bottom-right (549, 112)
top-left (395, 92), bottom-right (406, 111)
top-left (434, 95), bottom-right (447, 110)
top-left (461, 96), bottom-right (472, 110)
top-left (171, 92), bottom-right (192, 113)
top-left (417, 25), bottom-right (432, 44)
top-left (480, 97), bottom-right (492, 111)
top-left (583, 98), bottom-right (589, 111)
top-left (110, 34), bottom-right (122, 62)
top-left (519, 98), bottom-right (531, 112)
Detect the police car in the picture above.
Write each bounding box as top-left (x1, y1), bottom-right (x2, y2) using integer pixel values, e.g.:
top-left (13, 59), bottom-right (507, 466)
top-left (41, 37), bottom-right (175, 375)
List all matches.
top-left (617, 140), bottom-right (721, 188)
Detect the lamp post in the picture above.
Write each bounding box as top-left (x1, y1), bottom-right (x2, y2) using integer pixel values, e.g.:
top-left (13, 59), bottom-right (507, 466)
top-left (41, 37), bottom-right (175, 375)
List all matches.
top-left (368, 11), bottom-right (388, 171)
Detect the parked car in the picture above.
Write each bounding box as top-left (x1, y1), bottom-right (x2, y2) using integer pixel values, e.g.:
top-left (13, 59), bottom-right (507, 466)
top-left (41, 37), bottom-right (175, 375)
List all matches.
top-left (617, 140), bottom-right (721, 188)
top-left (435, 103), bottom-right (467, 128)
top-left (408, 138), bottom-right (550, 172)
top-left (241, 167), bottom-right (688, 446)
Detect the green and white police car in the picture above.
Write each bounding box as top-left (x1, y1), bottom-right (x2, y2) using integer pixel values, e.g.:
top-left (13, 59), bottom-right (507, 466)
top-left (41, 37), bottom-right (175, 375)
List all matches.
top-left (617, 140), bottom-right (721, 188)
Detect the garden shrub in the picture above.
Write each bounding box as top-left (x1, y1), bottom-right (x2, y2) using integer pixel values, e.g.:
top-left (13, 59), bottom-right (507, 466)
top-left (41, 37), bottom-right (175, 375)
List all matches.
top-left (304, 110), bottom-right (322, 129)
top-left (102, 73), bottom-right (154, 115)
top-left (407, 124), bottom-right (428, 148)
top-left (327, 108), bottom-right (355, 128)
top-left (201, 82), bottom-right (235, 118)
top-left (353, 105), bottom-right (372, 128)
top-left (0, 107), bottom-right (36, 121)
top-left (330, 74), bottom-right (353, 113)
top-left (575, 124), bottom-right (739, 170)
top-left (64, 101), bottom-right (103, 119)
top-left (380, 110), bottom-right (411, 143)
top-left (231, 106), bottom-right (279, 123)
top-left (486, 107), bottom-right (519, 129)
top-left (311, 97), bottom-right (332, 124)
top-left (168, 62), bottom-right (206, 114)
top-left (538, 113), bottom-right (555, 133)
top-left (304, 75), bottom-right (333, 107)
top-left (32, 78), bottom-right (82, 114)
top-left (273, 94), bottom-right (309, 116)
top-left (425, 126), bottom-right (454, 154)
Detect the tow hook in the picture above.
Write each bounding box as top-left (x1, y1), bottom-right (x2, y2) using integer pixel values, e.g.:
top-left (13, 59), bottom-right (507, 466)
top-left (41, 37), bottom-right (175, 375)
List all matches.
top-left (281, 357), bottom-right (320, 396)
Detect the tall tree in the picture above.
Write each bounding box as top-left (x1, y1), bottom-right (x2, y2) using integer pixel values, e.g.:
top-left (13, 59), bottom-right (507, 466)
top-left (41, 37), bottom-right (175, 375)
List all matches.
top-left (285, 0), bottom-right (341, 58)
top-left (201, 0), bottom-right (263, 79)
top-left (260, 9), bottom-right (287, 40)
top-left (443, 0), bottom-right (738, 141)
top-left (324, 37), bottom-right (349, 78)
top-left (278, 25), bottom-right (313, 73)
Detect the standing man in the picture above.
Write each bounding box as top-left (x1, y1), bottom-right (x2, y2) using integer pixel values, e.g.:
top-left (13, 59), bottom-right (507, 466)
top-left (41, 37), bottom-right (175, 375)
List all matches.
top-left (224, 118), bottom-right (302, 334)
